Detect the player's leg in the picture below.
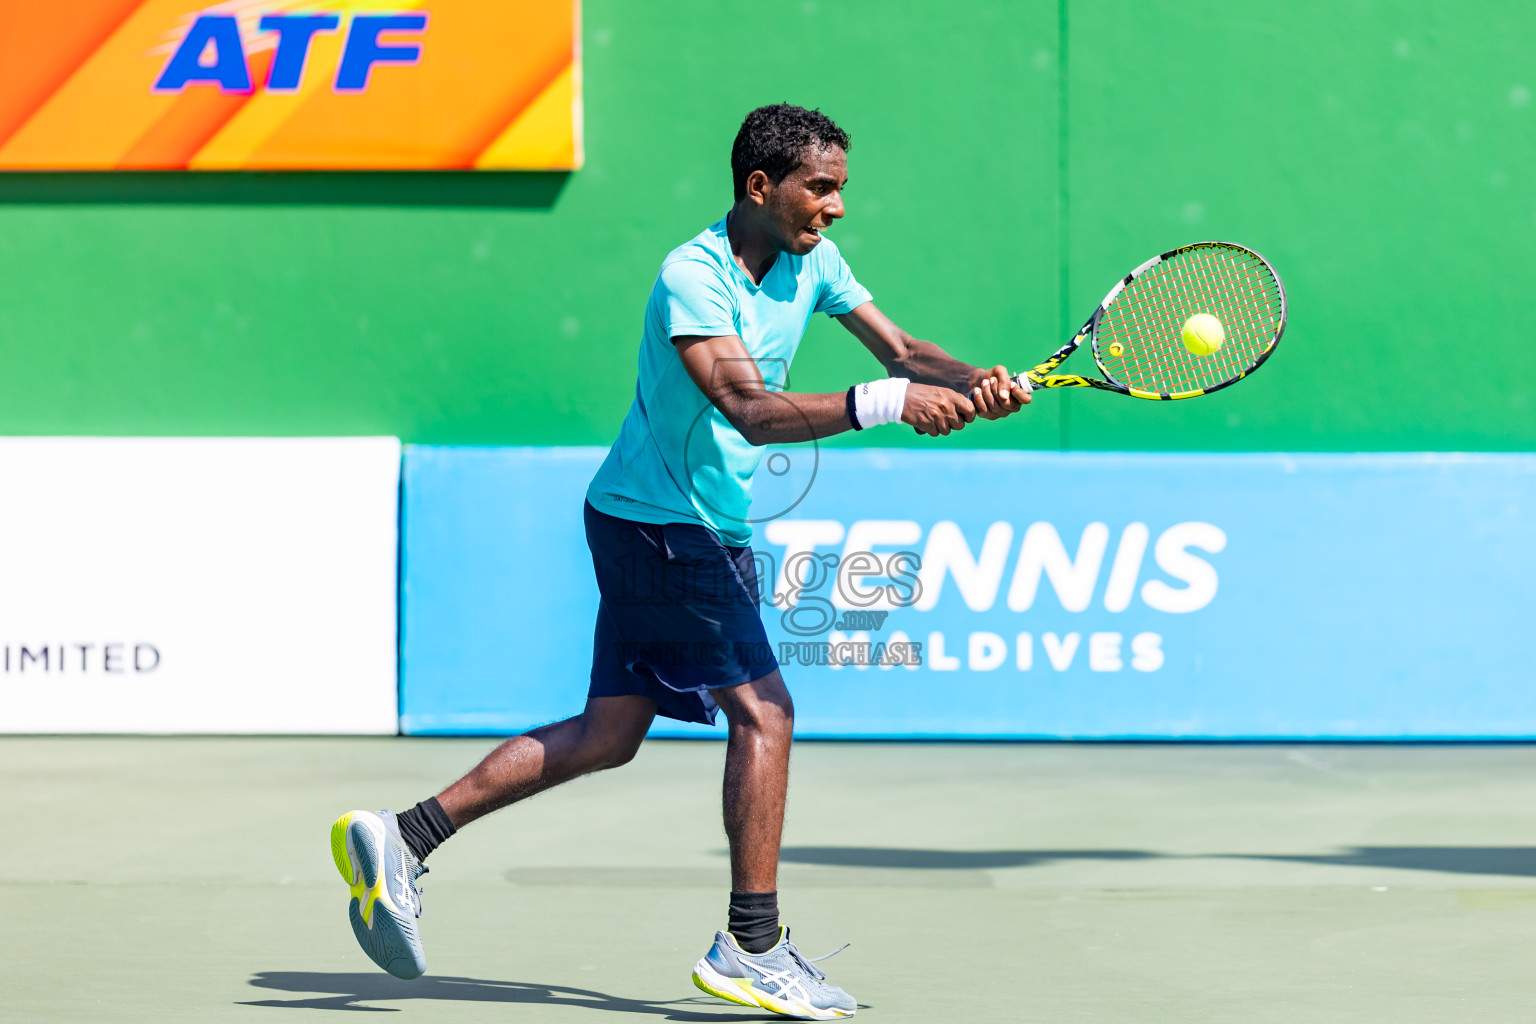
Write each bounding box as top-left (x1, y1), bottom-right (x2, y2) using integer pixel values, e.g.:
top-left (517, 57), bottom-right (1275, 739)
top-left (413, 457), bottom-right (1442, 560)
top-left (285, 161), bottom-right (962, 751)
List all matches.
top-left (715, 670), bottom-right (792, 909)
top-left (691, 669), bottom-right (857, 1019)
top-left (435, 693), bottom-right (656, 827)
top-left (330, 694), bottom-right (656, 980)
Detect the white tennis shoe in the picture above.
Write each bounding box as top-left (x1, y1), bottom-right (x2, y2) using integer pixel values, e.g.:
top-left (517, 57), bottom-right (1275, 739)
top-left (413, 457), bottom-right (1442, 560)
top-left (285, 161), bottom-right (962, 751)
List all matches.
top-left (330, 808), bottom-right (428, 980)
top-left (692, 927), bottom-right (855, 1019)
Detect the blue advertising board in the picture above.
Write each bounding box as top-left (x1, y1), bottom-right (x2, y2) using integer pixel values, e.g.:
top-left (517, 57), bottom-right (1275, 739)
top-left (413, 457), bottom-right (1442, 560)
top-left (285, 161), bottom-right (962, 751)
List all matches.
top-left (400, 446), bottom-right (1536, 739)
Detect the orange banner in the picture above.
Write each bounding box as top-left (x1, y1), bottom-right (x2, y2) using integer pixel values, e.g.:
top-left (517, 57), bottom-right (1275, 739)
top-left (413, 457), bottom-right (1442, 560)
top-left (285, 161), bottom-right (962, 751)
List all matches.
top-left (0, 1), bottom-right (581, 170)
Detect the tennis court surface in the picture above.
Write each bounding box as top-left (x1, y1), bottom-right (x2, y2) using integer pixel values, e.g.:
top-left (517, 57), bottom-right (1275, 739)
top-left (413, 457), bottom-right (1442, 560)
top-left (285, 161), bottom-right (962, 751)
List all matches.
top-left (7, 737), bottom-right (1536, 1022)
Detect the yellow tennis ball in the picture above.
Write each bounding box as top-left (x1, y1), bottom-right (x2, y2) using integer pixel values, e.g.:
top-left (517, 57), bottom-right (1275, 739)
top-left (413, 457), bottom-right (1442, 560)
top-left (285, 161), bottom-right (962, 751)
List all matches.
top-left (1182, 313), bottom-right (1225, 356)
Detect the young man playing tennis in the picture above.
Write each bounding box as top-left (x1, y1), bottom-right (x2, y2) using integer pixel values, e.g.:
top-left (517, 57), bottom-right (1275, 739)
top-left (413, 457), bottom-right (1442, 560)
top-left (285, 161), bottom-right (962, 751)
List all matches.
top-left (330, 103), bottom-right (1030, 1019)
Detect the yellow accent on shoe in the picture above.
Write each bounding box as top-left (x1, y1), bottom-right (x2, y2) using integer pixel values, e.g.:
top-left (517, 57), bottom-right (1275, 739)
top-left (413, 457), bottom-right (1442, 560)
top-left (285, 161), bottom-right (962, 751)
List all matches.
top-left (691, 970), bottom-right (759, 1010)
top-left (330, 811), bottom-right (381, 927)
top-left (360, 879), bottom-right (381, 927)
top-left (330, 813), bottom-right (356, 883)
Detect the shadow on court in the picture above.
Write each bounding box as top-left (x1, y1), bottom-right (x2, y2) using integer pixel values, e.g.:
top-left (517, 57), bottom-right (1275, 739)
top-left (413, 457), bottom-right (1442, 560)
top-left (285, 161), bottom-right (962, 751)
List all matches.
top-left (1233, 846), bottom-right (1536, 877)
top-left (780, 847), bottom-right (1158, 869)
top-left (781, 845), bottom-right (1536, 877)
top-left (240, 972), bottom-right (785, 1019)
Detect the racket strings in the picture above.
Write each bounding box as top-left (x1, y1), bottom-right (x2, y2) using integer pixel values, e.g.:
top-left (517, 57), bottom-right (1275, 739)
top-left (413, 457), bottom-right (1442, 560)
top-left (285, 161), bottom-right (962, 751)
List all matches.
top-left (1095, 244), bottom-right (1282, 395)
top-left (1115, 249), bottom-right (1271, 392)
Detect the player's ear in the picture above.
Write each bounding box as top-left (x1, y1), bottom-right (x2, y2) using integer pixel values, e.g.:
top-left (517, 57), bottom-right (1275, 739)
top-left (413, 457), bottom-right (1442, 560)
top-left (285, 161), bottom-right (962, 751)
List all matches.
top-left (744, 169), bottom-right (771, 206)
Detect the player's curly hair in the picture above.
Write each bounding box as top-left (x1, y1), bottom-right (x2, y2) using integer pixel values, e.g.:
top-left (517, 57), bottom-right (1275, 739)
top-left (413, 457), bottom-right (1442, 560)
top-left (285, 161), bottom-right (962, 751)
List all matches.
top-left (731, 104), bottom-right (851, 202)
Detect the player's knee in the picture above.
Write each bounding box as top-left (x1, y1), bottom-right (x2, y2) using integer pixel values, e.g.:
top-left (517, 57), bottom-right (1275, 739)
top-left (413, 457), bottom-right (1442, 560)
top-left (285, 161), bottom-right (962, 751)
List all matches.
top-left (577, 719), bottom-right (643, 771)
top-left (768, 690), bottom-right (795, 732)
top-left (732, 688), bottom-right (794, 738)
top-left (601, 732), bottom-right (644, 769)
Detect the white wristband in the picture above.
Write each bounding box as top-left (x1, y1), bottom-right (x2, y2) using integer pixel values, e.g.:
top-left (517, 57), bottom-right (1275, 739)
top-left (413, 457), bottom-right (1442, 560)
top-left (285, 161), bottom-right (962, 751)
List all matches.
top-left (852, 377), bottom-right (910, 429)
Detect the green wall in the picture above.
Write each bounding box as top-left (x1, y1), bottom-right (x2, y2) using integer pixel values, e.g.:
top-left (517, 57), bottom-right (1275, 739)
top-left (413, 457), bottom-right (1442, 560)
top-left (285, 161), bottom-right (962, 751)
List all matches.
top-left (0, 2), bottom-right (1529, 451)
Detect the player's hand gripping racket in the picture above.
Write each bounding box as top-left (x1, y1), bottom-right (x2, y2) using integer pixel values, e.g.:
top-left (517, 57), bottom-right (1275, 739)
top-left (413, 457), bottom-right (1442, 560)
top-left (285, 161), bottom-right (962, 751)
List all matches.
top-left (1014, 240), bottom-right (1286, 401)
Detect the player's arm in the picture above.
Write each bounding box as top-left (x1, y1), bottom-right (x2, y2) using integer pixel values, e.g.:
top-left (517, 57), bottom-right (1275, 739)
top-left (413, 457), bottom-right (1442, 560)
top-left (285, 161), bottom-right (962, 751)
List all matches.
top-left (835, 302), bottom-right (1030, 419)
top-left (674, 333), bottom-right (979, 441)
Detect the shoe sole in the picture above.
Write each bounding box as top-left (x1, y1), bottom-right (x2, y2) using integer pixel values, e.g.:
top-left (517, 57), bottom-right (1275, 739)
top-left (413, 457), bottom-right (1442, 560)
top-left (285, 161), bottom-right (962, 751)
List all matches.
top-left (692, 957), bottom-right (854, 1020)
top-left (330, 810), bottom-right (426, 980)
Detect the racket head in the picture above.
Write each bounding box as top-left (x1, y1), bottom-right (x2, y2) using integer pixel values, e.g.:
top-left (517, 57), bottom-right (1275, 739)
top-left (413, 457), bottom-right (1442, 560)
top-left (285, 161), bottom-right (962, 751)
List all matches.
top-left (1089, 241), bottom-right (1286, 400)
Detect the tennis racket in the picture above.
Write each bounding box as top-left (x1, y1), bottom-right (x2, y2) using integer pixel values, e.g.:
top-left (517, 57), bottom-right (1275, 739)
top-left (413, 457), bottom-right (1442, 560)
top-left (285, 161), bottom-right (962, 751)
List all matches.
top-left (1016, 240), bottom-right (1286, 400)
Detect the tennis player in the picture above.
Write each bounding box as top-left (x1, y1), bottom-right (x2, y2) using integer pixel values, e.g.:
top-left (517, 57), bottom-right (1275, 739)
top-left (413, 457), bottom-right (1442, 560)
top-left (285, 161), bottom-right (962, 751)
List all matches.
top-left (330, 103), bottom-right (1031, 1019)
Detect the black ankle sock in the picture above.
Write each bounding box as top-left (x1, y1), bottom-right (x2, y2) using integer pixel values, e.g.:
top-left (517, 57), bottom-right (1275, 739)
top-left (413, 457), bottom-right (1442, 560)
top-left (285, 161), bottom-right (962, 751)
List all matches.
top-left (728, 890), bottom-right (780, 954)
top-left (395, 797), bottom-right (456, 863)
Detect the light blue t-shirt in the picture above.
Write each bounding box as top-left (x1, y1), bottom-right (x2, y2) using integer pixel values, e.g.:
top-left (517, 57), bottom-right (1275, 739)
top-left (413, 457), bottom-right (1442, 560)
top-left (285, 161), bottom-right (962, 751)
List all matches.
top-left (586, 216), bottom-right (872, 545)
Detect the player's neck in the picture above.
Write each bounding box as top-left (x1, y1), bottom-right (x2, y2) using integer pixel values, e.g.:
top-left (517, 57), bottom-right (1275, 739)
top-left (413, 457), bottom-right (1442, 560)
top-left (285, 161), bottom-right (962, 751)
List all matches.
top-left (725, 205), bottom-right (781, 285)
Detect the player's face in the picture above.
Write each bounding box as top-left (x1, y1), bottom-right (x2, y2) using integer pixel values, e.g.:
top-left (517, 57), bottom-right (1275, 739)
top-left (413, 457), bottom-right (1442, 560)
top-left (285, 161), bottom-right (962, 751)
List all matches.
top-left (765, 146), bottom-right (847, 255)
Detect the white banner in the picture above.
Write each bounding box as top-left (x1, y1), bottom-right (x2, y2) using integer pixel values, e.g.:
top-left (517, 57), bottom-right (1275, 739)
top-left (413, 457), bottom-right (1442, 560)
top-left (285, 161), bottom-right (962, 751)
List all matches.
top-left (0, 438), bottom-right (400, 733)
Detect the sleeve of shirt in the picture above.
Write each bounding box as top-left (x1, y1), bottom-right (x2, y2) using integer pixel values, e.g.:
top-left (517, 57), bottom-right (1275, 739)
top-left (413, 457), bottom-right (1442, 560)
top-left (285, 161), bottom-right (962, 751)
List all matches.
top-left (813, 239), bottom-right (873, 317)
top-left (657, 258), bottom-right (737, 338)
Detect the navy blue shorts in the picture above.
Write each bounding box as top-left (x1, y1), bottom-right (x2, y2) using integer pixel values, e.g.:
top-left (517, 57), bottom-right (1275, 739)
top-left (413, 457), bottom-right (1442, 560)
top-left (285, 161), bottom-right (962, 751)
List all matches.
top-left (584, 502), bottom-right (779, 725)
